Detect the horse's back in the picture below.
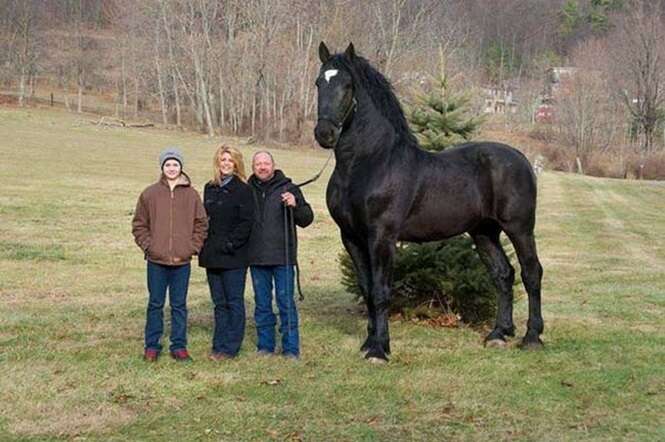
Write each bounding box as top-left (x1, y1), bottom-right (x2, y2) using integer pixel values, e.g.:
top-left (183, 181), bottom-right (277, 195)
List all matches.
top-left (438, 141), bottom-right (536, 195)
top-left (451, 141), bottom-right (538, 231)
top-left (406, 141), bottom-right (538, 237)
top-left (443, 142), bottom-right (534, 175)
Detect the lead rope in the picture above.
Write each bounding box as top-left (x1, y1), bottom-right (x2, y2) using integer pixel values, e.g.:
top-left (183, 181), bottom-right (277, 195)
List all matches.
top-left (288, 149), bottom-right (335, 302)
top-left (295, 150), bottom-right (334, 188)
top-left (283, 204), bottom-right (297, 353)
top-left (289, 206), bottom-right (304, 301)
top-left (289, 97), bottom-right (355, 301)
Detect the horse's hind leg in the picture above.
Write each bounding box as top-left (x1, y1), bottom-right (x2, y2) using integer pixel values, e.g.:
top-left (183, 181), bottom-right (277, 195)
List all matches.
top-left (472, 227), bottom-right (516, 346)
top-left (508, 231), bottom-right (544, 349)
top-left (341, 234), bottom-right (377, 354)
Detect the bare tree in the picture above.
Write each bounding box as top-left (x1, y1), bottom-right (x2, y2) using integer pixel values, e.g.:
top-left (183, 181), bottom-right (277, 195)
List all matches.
top-left (160, 0), bottom-right (184, 128)
top-left (610, 2), bottom-right (665, 153)
top-left (3, 1), bottom-right (42, 107)
top-left (553, 38), bottom-right (626, 168)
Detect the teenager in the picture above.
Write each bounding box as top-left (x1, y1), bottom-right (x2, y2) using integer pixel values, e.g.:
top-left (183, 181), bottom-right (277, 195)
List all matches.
top-left (131, 147), bottom-right (208, 362)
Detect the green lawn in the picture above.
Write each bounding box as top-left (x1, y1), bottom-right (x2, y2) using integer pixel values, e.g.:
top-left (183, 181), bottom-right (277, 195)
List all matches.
top-left (1, 107), bottom-right (663, 441)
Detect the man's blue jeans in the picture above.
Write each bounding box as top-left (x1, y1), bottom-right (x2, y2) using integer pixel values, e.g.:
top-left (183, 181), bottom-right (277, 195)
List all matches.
top-left (206, 267), bottom-right (247, 357)
top-left (145, 261), bottom-right (191, 353)
top-left (250, 265), bottom-right (299, 356)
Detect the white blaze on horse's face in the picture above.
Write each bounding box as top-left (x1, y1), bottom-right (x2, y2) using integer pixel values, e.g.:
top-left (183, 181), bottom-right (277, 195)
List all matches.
top-left (324, 69), bottom-right (339, 83)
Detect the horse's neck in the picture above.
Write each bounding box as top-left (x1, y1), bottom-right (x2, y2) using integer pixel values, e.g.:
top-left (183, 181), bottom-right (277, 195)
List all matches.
top-left (338, 100), bottom-right (420, 171)
top-left (344, 91), bottom-right (395, 148)
top-left (334, 126), bottom-right (391, 175)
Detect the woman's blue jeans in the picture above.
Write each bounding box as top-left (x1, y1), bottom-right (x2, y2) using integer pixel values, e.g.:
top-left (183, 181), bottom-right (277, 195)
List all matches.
top-left (145, 261), bottom-right (191, 353)
top-left (206, 267), bottom-right (247, 357)
top-left (250, 265), bottom-right (299, 356)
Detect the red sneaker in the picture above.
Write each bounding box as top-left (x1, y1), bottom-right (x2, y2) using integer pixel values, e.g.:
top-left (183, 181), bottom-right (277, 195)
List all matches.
top-left (143, 348), bottom-right (159, 362)
top-left (170, 349), bottom-right (193, 362)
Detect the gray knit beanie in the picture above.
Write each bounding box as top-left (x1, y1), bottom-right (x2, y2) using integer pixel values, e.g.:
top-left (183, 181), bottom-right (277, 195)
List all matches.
top-left (159, 147), bottom-right (184, 169)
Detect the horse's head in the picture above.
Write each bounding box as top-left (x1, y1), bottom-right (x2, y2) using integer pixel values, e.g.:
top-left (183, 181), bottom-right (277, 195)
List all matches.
top-left (314, 42), bottom-right (357, 149)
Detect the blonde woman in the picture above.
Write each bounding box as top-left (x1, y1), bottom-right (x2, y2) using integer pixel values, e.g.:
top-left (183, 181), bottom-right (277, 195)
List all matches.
top-left (199, 145), bottom-right (254, 360)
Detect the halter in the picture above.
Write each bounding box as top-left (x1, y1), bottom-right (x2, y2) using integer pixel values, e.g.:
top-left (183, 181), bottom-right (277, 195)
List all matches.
top-left (317, 96), bottom-right (357, 131)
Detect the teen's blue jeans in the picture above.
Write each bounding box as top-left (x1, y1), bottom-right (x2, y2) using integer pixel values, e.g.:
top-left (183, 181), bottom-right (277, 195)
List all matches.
top-left (250, 265), bottom-right (299, 356)
top-left (206, 267), bottom-right (247, 357)
top-left (145, 261), bottom-right (191, 353)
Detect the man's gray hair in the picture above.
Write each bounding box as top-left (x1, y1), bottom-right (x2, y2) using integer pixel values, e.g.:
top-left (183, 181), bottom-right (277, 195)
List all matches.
top-left (252, 150), bottom-right (275, 165)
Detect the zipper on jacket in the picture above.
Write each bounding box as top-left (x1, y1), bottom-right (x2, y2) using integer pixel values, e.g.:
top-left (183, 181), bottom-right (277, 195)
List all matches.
top-left (169, 189), bottom-right (174, 263)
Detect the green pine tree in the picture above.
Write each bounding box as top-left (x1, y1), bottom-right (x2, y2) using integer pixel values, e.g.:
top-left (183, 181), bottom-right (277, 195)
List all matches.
top-left (339, 237), bottom-right (508, 325)
top-left (407, 72), bottom-right (484, 152)
top-left (560, 0), bottom-right (581, 37)
top-left (588, 0), bottom-right (624, 34)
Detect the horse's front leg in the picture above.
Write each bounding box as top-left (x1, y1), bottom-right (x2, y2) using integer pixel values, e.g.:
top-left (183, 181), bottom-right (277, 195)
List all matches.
top-left (365, 234), bottom-right (396, 362)
top-left (341, 233), bottom-right (375, 353)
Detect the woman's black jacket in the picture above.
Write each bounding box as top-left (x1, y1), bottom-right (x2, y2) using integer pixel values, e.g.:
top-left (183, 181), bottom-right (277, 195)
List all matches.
top-left (198, 176), bottom-right (254, 269)
top-left (248, 170), bottom-right (314, 266)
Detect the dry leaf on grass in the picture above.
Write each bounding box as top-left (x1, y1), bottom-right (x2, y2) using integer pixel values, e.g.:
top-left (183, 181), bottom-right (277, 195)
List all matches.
top-left (261, 379), bottom-right (282, 386)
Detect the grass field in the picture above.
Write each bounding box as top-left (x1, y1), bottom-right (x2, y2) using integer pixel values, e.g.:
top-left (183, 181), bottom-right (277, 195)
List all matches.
top-left (1, 107), bottom-right (664, 441)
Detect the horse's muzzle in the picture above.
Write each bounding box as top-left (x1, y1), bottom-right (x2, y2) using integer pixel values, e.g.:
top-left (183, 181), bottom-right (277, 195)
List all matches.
top-left (314, 119), bottom-right (341, 149)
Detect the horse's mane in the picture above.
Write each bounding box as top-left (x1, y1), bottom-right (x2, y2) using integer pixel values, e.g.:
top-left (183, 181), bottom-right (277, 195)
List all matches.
top-left (329, 54), bottom-right (417, 144)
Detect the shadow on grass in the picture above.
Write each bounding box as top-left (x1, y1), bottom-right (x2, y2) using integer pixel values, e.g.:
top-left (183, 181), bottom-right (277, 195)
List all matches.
top-left (299, 285), bottom-right (367, 337)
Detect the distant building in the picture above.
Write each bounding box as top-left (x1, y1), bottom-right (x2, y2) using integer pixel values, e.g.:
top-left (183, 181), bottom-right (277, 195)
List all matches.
top-left (534, 101), bottom-right (555, 124)
top-left (482, 83), bottom-right (518, 114)
top-left (535, 67), bottom-right (578, 123)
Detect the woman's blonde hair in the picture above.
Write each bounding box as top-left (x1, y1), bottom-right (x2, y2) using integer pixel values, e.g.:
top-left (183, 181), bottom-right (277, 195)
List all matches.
top-left (211, 144), bottom-right (247, 184)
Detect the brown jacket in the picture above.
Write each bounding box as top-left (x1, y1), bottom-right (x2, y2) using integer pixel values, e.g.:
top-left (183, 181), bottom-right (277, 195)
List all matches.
top-left (132, 173), bottom-right (208, 266)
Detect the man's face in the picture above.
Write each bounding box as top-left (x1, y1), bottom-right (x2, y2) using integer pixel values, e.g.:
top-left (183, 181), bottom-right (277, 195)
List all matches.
top-left (162, 159), bottom-right (182, 180)
top-left (253, 153), bottom-right (275, 182)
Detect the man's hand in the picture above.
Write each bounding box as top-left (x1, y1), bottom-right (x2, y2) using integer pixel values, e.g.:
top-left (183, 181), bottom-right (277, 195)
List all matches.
top-left (281, 191), bottom-right (296, 207)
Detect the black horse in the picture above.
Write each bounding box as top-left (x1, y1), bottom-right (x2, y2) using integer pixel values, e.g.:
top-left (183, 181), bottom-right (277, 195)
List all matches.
top-left (314, 42), bottom-right (544, 362)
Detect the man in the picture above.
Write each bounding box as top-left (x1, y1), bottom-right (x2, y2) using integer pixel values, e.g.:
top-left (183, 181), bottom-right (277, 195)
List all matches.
top-left (248, 151), bottom-right (314, 359)
top-left (131, 147), bottom-right (208, 362)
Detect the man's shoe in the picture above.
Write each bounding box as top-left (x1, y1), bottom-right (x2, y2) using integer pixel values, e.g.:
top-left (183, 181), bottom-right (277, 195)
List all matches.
top-left (256, 349), bottom-right (274, 357)
top-left (208, 352), bottom-right (232, 362)
top-left (282, 352), bottom-right (300, 360)
top-left (170, 349), bottom-right (193, 362)
top-left (144, 348), bottom-right (159, 362)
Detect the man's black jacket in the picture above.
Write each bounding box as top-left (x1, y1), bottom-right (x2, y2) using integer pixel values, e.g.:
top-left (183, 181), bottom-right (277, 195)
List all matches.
top-left (248, 170), bottom-right (314, 266)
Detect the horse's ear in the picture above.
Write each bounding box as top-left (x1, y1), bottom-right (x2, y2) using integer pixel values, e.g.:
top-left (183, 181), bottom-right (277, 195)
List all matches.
top-left (345, 42), bottom-right (356, 60)
top-left (319, 42), bottom-right (331, 63)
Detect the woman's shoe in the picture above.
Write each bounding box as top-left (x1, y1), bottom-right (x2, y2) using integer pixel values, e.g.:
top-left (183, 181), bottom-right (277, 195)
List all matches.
top-left (170, 349), bottom-right (193, 362)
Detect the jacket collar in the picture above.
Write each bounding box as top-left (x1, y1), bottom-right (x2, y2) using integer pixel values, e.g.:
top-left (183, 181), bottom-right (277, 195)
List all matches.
top-left (159, 171), bottom-right (191, 189)
top-left (249, 169), bottom-right (290, 191)
top-left (209, 174), bottom-right (241, 189)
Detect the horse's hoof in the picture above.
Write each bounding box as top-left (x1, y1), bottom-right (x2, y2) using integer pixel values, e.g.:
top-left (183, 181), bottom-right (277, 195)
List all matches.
top-left (518, 338), bottom-right (544, 350)
top-left (365, 347), bottom-right (388, 363)
top-left (485, 338), bottom-right (507, 348)
top-left (367, 356), bottom-right (388, 364)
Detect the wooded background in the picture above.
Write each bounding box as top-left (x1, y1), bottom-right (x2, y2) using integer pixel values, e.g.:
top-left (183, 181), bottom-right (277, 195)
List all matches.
top-left (2, 0), bottom-right (665, 175)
